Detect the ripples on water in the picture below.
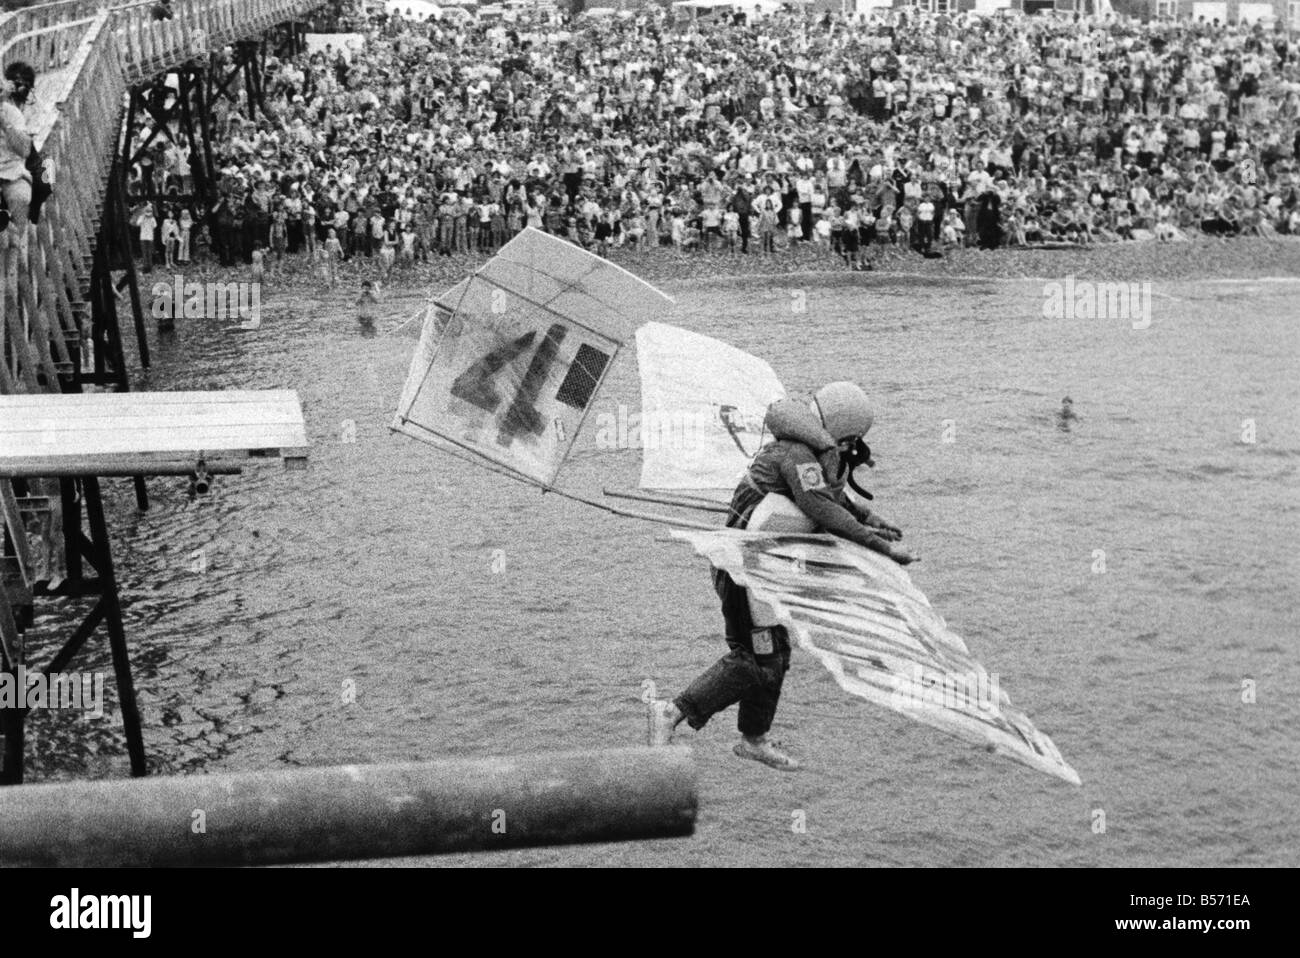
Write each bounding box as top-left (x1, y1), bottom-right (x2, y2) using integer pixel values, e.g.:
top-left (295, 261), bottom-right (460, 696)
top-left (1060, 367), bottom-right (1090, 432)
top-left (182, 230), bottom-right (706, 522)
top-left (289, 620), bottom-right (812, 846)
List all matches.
top-left (19, 273), bottom-right (1299, 867)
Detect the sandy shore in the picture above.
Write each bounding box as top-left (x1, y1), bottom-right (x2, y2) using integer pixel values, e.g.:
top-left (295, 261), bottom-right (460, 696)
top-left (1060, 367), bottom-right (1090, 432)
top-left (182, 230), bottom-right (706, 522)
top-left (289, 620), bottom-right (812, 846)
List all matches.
top-left (160, 236), bottom-right (1300, 302)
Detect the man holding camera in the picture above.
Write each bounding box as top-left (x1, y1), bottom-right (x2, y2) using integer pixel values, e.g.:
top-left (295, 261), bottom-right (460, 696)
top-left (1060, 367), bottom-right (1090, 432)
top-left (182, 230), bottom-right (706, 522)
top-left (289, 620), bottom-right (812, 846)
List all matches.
top-left (0, 62), bottom-right (35, 244)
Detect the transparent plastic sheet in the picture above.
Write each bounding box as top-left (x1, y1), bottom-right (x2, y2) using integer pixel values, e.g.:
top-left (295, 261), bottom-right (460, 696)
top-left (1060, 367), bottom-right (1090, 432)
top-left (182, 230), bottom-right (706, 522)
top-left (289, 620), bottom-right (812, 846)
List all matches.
top-left (393, 229), bottom-right (672, 488)
top-left (635, 321), bottom-right (785, 493)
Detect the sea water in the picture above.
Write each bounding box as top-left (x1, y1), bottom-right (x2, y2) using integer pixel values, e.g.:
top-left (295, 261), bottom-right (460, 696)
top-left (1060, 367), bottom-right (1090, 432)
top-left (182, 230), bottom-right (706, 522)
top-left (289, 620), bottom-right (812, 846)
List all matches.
top-left (20, 274), bottom-right (1299, 866)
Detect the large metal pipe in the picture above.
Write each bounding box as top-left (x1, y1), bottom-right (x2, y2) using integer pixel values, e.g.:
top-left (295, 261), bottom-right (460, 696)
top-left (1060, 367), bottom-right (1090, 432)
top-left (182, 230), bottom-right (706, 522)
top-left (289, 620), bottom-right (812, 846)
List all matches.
top-left (0, 747), bottom-right (697, 866)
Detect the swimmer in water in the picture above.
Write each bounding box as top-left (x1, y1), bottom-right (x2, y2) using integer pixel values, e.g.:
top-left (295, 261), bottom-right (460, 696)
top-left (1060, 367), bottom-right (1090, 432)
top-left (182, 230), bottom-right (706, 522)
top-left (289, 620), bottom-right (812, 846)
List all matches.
top-left (1057, 396), bottom-right (1079, 430)
top-left (357, 280), bottom-right (379, 337)
top-left (250, 246), bottom-right (265, 286)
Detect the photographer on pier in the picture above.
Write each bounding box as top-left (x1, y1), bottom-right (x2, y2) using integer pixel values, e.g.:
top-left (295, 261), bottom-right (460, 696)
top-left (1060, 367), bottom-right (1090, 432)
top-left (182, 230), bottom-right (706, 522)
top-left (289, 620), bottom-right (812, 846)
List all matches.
top-left (0, 60), bottom-right (39, 308)
top-left (0, 62), bottom-right (35, 241)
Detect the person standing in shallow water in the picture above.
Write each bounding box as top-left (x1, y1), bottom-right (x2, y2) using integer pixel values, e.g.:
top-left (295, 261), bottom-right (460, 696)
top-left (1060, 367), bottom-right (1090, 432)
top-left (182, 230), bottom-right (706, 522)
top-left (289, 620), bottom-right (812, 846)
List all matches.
top-left (1057, 397), bottom-right (1079, 431)
top-left (356, 280), bottom-right (379, 337)
top-left (648, 382), bottom-right (914, 771)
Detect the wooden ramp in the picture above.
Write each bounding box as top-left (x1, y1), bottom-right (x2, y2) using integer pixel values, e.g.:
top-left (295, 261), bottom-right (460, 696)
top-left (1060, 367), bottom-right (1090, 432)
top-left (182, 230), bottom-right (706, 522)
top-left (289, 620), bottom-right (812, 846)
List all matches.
top-left (0, 390), bottom-right (310, 476)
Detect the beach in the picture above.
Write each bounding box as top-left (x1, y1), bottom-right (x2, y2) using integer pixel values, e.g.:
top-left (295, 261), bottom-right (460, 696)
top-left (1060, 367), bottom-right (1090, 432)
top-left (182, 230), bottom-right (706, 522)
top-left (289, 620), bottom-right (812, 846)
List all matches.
top-left (163, 236), bottom-right (1300, 304)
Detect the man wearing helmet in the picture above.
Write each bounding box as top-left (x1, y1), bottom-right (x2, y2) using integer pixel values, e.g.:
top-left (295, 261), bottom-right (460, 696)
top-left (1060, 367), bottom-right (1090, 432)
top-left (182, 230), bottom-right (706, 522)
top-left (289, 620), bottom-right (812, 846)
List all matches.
top-left (650, 382), bottom-right (913, 770)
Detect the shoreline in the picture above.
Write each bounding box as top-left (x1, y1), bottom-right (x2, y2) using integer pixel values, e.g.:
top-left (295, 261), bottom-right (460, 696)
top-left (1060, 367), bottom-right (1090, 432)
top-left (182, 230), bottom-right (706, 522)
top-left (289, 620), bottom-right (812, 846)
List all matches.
top-left (151, 236), bottom-right (1300, 303)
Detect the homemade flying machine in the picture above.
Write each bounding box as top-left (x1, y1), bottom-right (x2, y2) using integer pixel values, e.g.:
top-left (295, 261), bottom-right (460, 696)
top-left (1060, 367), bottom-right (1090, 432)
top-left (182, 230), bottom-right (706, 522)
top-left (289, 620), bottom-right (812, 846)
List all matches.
top-left (393, 228), bottom-right (1080, 786)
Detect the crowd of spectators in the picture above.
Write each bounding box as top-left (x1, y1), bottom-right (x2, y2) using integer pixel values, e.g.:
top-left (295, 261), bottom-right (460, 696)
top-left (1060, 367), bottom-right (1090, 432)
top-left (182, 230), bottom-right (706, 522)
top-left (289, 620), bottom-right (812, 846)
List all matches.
top-left (124, 0), bottom-right (1300, 277)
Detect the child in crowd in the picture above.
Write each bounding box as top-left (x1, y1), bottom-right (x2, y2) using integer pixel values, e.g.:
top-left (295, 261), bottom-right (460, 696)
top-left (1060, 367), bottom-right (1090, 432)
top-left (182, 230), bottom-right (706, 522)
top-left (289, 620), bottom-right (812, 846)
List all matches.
top-left (595, 208), bottom-right (614, 255)
top-left (682, 220), bottom-right (701, 251)
top-left (700, 204), bottom-right (722, 250)
top-left (438, 194), bottom-right (457, 254)
top-left (476, 198), bottom-right (494, 251)
top-left (323, 227), bottom-right (343, 287)
top-left (313, 244), bottom-right (332, 288)
top-left (1115, 207), bottom-right (1134, 240)
top-left (785, 205), bottom-right (802, 245)
top-left (624, 209), bottom-right (646, 252)
top-left (399, 225), bottom-right (416, 268)
top-left (302, 203), bottom-right (317, 257)
top-left (896, 205), bottom-right (914, 248)
top-left (814, 210), bottom-right (833, 246)
top-left (722, 207), bottom-right (740, 253)
top-left (379, 223), bottom-right (397, 279)
top-left (756, 190), bottom-right (779, 254)
top-left (270, 206), bottom-right (288, 262)
top-left (878, 204), bottom-right (895, 245)
top-left (137, 205), bottom-right (158, 273)
top-left (351, 211), bottom-right (368, 259)
top-left (670, 209), bottom-right (687, 249)
top-left (941, 208), bottom-right (964, 247)
top-left (177, 207), bottom-right (193, 265)
top-left (160, 208), bottom-right (179, 269)
top-left (454, 196), bottom-right (473, 253)
top-left (490, 202), bottom-right (506, 248)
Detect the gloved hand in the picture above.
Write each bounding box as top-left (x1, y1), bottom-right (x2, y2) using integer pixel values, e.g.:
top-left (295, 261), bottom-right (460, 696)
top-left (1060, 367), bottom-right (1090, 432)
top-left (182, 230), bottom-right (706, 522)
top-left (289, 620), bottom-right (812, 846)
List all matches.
top-left (867, 514), bottom-right (903, 541)
top-left (887, 544), bottom-right (918, 565)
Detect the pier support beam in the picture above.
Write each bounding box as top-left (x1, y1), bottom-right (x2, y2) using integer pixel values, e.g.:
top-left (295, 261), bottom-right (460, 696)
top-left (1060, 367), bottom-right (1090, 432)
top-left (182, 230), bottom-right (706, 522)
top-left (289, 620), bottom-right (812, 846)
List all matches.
top-left (208, 39), bottom-right (265, 121)
top-left (0, 747), bottom-right (698, 866)
top-left (0, 476), bottom-right (148, 785)
top-left (120, 64), bottom-right (220, 242)
top-left (91, 159), bottom-right (147, 384)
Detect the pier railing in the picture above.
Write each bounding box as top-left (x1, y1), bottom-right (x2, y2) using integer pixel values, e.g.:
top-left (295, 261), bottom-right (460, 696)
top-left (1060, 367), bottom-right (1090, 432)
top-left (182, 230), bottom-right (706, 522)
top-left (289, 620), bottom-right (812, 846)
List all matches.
top-left (108, 0), bottom-right (310, 85)
top-left (0, 1), bottom-right (104, 49)
top-left (0, 11), bottom-right (109, 397)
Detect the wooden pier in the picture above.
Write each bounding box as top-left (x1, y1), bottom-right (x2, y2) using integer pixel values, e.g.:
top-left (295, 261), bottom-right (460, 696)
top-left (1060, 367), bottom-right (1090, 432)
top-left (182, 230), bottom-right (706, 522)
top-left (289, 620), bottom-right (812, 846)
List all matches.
top-left (0, 0), bottom-right (322, 785)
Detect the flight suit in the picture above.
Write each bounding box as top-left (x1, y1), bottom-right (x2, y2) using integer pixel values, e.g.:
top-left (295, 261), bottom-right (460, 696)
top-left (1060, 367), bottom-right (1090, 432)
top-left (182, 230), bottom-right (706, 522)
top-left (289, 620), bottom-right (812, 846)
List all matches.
top-left (674, 430), bottom-right (885, 738)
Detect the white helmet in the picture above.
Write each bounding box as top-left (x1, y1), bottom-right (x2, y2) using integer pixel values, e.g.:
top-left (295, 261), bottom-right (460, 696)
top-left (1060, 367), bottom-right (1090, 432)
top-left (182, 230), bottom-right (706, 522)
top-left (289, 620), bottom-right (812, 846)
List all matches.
top-left (814, 381), bottom-right (874, 442)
